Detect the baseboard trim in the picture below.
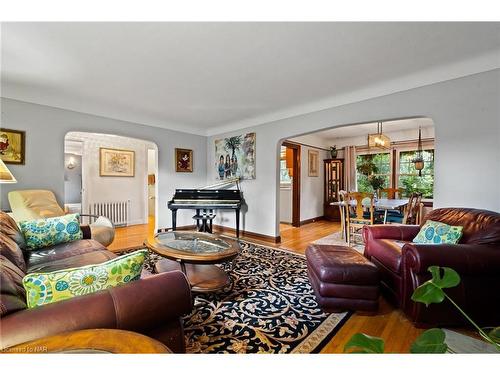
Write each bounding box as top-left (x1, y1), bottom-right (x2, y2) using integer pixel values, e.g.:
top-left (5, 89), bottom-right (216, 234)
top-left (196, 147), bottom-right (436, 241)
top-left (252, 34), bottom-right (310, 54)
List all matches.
top-left (212, 225), bottom-right (281, 244)
top-left (300, 216), bottom-right (325, 226)
top-left (157, 225), bottom-right (196, 233)
top-left (156, 224), bottom-right (281, 244)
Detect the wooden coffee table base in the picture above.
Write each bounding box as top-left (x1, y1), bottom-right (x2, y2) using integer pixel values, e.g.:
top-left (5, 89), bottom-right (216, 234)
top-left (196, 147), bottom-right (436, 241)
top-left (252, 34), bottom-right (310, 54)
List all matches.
top-left (155, 258), bottom-right (230, 292)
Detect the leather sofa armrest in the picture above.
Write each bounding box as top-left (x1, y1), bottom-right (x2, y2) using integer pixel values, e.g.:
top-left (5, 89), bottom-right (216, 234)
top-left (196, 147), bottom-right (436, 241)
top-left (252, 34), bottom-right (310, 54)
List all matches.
top-left (0, 271), bottom-right (192, 350)
top-left (80, 224), bottom-right (92, 239)
top-left (363, 224), bottom-right (420, 242)
top-left (403, 243), bottom-right (500, 275)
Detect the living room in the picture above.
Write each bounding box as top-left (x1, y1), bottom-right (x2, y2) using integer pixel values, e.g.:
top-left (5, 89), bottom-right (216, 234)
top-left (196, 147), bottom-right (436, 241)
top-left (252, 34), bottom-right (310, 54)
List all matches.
top-left (1, 2), bottom-right (499, 373)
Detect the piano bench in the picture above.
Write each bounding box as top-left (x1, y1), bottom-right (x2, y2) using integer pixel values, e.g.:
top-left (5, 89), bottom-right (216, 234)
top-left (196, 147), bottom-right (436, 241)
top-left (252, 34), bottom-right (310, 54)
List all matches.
top-left (193, 214), bottom-right (216, 234)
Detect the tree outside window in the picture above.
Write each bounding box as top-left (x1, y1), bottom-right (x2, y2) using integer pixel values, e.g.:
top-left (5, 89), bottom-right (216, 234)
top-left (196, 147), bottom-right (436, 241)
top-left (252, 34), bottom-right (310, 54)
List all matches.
top-left (398, 149), bottom-right (434, 198)
top-left (356, 153), bottom-right (391, 193)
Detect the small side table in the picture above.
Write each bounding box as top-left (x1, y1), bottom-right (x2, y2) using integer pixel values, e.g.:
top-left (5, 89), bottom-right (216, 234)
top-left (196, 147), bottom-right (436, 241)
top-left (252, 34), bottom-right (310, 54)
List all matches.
top-left (2, 329), bottom-right (172, 354)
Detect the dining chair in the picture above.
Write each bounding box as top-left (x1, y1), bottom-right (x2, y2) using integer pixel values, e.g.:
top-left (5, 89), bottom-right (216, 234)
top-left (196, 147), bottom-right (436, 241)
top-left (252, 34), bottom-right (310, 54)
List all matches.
top-left (346, 192), bottom-right (374, 247)
top-left (402, 192), bottom-right (423, 225)
top-left (378, 188), bottom-right (402, 199)
top-left (338, 190), bottom-right (348, 239)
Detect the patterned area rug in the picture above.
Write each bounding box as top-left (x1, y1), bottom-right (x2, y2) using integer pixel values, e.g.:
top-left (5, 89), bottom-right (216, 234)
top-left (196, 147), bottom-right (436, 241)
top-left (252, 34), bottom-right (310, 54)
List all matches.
top-left (141, 241), bottom-right (350, 353)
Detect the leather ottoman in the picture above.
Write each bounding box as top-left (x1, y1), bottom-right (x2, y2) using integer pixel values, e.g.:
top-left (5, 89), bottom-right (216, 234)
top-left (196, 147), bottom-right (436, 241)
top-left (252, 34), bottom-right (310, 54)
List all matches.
top-left (306, 244), bottom-right (380, 313)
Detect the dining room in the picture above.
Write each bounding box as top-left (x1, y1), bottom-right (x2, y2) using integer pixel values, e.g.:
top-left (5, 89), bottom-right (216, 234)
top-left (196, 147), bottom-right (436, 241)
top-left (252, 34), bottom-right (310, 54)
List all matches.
top-left (280, 117), bottom-right (435, 245)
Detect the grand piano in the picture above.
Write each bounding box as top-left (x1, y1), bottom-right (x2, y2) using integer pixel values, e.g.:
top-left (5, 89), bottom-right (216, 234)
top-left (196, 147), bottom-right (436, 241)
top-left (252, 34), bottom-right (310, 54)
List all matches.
top-left (167, 178), bottom-right (243, 237)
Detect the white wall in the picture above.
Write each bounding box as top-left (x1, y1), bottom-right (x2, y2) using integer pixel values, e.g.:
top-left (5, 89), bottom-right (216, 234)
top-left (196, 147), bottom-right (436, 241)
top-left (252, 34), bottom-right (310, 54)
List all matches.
top-left (66, 132), bottom-right (154, 226)
top-left (279, 186), bottom-right (292, 223)
top-left (207, 70), bottom-right (500, 238)
top-left (0, 98), bottom-right (207, 230)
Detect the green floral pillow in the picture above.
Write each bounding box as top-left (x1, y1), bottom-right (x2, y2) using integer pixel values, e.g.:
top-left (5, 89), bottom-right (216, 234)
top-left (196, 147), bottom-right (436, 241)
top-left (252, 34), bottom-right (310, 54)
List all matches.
top-left (22, 250), bottom-right (147, 308)
top-left (413, 220), bottom-right (463, 245)
top-left (19, 214), bottom-right (83, 250)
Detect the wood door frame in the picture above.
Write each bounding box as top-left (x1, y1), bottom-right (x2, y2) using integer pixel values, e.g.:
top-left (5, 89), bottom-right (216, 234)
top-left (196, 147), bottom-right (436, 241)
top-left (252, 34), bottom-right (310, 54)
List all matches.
top-left (282, 141), bottom-right (301, 227)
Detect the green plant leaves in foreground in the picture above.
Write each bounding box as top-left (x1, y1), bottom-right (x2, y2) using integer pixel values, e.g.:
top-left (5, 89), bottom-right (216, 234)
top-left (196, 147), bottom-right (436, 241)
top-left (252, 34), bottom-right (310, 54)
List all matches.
top-left (411, 266), bottom-right (460, 307)
top-left (344, 333), bottom-right (385, 353)
top-left (410, 328), bottom-right (448, 353)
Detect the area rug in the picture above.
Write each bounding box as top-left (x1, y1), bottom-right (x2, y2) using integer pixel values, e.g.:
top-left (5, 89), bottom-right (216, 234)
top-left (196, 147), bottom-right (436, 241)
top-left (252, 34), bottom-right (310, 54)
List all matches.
top-left (312, 230), bottom-right (365, 253)
top-left (141, 241), bottom-right (350, 353)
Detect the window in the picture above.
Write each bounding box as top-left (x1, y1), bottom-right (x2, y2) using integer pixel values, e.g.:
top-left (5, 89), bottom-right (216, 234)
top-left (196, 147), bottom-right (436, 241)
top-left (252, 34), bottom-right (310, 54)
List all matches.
top-left (356, 153), bottom-right (391, 193)
top-left (280, 146), bottom-right (292, 184)
top-left (398, 149), bottom-right (434, 198)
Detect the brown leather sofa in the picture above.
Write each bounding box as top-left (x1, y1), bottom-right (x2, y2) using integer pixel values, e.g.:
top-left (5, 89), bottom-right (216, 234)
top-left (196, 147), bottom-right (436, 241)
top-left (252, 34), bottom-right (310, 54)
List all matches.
top-left (363, 207), bottom-right (500, 327)
top-left (0, 211), bottom-right (192, 352)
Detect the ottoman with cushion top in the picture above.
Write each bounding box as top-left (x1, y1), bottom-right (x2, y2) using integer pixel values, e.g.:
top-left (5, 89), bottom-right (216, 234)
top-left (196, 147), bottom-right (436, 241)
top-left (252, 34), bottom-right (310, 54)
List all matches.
top-left (306, 244), bottom-right (380, 313)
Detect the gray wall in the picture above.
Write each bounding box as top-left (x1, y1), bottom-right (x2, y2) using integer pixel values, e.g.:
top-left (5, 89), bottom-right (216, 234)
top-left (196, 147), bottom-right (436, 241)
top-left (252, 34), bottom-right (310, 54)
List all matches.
top-left (64, 154), bottom-right (82, 204)
top-left (207, 69), bottom-right (500, 237)
top-left (0, 98), bottom-right (207, 230)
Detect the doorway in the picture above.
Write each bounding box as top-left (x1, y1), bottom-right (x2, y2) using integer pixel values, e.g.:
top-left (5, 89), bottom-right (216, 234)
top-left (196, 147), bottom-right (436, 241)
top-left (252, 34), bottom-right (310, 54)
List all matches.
top-left (280, 142), bottom-right (301, 227)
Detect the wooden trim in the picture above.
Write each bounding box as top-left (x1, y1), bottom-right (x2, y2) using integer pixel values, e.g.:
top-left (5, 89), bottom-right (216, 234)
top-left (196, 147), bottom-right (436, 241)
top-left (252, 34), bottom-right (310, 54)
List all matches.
top-left (300, 216), bottom-right (325, 226)
top-left (283, 140), bottom-right (329, 152)
top-left (157, 225), bottom-right (281, 244)
top-left (282, 141), bottom-right (301, 227)
top-left (212, 224), bottom-right (281, 243)
top-left (157, 225), bottom-right (196, 233)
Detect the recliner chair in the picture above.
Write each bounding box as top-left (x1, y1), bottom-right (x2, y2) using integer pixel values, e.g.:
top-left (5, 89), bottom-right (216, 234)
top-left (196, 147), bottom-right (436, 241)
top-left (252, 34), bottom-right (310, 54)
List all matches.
top-left (8, 190), bottom-right (115, 247)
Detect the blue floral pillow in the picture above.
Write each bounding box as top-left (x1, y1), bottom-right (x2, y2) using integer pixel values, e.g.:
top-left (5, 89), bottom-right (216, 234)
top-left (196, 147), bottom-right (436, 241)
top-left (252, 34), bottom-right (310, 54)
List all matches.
top-left (19, 214), bottom-right (83, 250)
top-left (413, 220), bottom-right (463, 245)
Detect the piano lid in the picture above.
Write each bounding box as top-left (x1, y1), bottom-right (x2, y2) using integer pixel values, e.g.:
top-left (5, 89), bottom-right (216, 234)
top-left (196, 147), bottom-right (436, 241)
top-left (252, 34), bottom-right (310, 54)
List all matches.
top-left (198, 177), bottom-right (240, 190)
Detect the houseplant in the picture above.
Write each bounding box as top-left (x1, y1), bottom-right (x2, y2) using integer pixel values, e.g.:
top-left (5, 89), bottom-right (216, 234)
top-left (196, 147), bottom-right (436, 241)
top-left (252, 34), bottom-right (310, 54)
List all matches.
top-left (329, 146), bottom-right (338, 159)
top-left (344, 266), bottom-right (500, 353)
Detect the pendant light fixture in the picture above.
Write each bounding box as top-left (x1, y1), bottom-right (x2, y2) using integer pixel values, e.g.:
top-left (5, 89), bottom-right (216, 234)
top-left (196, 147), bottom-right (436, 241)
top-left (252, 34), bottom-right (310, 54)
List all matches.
top-left (413, 126), bottom-right (424, 176)
top-left (368, 121), bottom-right (390, 150)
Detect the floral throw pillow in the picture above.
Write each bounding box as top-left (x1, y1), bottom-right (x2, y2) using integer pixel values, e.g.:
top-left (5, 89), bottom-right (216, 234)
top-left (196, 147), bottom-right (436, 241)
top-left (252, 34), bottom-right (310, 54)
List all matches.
top-left (19, 214), bottom-right (83, 250)
top-left (22, 250), bottom-right (147, 308)
top-left (413, 220), bottom-right (463, 245)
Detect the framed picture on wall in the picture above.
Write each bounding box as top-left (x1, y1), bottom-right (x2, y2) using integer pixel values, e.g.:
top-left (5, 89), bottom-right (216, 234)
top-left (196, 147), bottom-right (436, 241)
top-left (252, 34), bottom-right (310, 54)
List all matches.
top-left (308, 149), bottom-right (319, 177)
top-left (99, 147), bottom-right (135, 177)
top-left (0, 128), bottom-right (25, 165)
top-left (175, 148), bottom-right (193, 172)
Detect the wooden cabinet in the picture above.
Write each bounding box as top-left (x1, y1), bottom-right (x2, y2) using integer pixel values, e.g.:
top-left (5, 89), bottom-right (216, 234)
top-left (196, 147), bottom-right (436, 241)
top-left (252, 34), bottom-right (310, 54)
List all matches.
top-left (324, 159), bottom-right (344, 221)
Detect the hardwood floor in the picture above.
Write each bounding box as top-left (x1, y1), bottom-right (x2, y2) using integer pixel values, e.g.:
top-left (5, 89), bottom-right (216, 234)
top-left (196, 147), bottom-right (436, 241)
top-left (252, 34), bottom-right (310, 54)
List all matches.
top-left (109, 217), bottom-right (427, 353)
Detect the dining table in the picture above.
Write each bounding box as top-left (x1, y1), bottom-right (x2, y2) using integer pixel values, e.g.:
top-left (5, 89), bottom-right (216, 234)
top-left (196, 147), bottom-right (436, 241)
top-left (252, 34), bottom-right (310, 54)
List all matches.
top-left (330, 198), bottom-right (409, 238)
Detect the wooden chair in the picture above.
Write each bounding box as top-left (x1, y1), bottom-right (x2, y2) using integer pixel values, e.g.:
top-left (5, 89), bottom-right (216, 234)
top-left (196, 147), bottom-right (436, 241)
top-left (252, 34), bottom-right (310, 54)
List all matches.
top-left (403, 192), bottom-right (423, 225)
top-left (346, 192), bottom-right (374, 247)
top-left (338, 190), bottom-right (348, 239)
top-left (378, 188), bottom-right (402, 199)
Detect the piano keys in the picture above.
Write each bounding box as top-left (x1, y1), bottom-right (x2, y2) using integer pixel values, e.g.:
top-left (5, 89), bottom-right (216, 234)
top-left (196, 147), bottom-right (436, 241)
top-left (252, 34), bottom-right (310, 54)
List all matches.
top-left (167, 178), bottom-right (243, 237)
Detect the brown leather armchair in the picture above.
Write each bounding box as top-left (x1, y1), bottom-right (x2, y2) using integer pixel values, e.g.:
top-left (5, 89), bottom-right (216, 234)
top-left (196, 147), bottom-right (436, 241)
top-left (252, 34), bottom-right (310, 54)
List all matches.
top-left (363, 208), bottom-right (500, 327)
top-left (0, 211), bottom-right (192, 352)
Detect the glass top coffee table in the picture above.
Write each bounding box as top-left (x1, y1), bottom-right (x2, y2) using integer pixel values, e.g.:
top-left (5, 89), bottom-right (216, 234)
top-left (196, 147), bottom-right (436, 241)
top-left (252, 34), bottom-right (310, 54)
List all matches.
top-left (145, 231), bottom-right (240, 292)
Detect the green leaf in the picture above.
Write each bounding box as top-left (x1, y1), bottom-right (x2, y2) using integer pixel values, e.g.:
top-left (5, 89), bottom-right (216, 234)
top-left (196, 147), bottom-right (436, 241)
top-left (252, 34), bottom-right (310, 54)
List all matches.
top-left (344, 333), bottom-right (385, 354)
top-left (487, 327), bottom-right (500, 345)
top-left (428, 266), bottom-right (460, 289)
top-left (410, 328), bottom-right (448, 354)
top-left (411, 266), bottom-right (461, 306)
top-left (411, 282), bottom-right (445, 306)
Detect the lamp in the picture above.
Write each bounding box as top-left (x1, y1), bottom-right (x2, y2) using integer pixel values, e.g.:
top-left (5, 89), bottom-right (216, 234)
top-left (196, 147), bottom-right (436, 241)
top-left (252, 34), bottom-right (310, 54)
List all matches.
top-left (0, 159), bottom-right (17, 183)
top-left (368, 121), bottom-right (391, 150)
top-left (412, 126), bottom-right (424, 176)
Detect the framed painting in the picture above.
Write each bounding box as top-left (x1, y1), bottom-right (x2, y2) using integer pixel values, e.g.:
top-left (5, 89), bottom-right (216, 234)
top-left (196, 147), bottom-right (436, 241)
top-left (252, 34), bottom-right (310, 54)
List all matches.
top-left (175, 148), bottom-right (193, 172)
top-left (215, 132), bottom-right (256, 180)
top-left (99, 147), bottom-right (135, 177)
top-left (308, 149), bottom-right (319, 177)
top-left (0, 128), bottom-right (25, 165)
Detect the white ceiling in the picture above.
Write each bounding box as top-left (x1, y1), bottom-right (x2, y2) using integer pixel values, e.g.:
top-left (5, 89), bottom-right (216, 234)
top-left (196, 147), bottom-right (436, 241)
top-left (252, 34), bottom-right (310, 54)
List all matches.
top-left (2, 22), bottom-right (499, 135)
top-left (311, 117), bottom-right (434, 140)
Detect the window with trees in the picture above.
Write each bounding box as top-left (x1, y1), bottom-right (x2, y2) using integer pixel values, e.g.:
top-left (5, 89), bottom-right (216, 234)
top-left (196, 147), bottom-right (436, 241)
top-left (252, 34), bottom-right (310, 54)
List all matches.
top-left (280, 146), bottom-right (292, 184)
top-left (356, 153), bottom-right (391, 193)
top-left (397, 149), bottom-right (434, 198)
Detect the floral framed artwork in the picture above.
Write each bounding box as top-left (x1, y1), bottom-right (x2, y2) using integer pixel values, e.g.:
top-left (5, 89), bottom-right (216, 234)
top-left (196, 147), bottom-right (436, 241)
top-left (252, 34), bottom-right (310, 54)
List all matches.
top-left (0, 128), bottom-right (26, 165)
top-left (175, 148), bottom-right (193, 172)
top-left (99, 147), bottom-right (135, 177)
top-left (308, 149), bottom-right (319, 177)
